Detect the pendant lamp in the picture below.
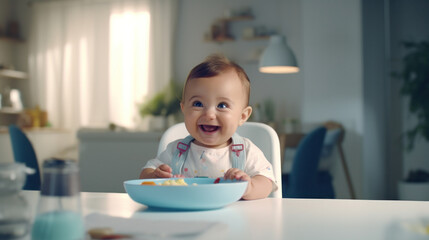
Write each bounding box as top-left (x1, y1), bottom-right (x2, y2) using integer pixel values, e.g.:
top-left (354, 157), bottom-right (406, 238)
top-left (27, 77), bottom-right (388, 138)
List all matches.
top-left (259, 35), bottom-right (299, 74)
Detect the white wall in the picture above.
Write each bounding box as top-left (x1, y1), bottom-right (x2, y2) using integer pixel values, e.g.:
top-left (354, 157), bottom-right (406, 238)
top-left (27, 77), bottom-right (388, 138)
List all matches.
top-left (300, 0), bottom-right (363, 198)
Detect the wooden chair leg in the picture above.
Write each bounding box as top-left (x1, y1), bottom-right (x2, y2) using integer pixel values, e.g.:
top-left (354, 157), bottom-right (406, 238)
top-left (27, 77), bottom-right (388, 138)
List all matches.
top-left (337, 143), bottom-right (356, 199)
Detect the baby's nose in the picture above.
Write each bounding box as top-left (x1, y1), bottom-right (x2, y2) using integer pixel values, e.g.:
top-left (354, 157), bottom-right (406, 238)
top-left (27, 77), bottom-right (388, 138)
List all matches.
top-left (203, 107), bottom-right (216, 119)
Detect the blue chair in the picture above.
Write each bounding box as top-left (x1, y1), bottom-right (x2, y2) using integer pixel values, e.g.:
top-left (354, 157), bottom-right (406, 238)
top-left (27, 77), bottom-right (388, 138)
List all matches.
top-left (323, 121), bottom-right (355, 199)
top-left (284, 126), bottom-right (335, 198)
top-left (8, 125), bottom-right (41, 190)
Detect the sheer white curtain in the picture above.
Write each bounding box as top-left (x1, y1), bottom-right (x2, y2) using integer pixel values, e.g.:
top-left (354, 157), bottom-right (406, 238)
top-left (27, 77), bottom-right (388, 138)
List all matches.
top-left (28, 0), bottom-right (177, 130)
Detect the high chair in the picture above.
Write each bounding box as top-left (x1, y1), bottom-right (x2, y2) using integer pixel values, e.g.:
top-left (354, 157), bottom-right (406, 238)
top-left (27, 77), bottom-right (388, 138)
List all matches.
top-left (157, 122), bottom-right (282, 198)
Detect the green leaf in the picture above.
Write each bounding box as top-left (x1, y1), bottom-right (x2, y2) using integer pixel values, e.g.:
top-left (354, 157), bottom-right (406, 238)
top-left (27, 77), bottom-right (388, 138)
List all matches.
top-left (139, 81), bottom-right (183, 117)
top-left (397, 40), bottom-right (429, 151)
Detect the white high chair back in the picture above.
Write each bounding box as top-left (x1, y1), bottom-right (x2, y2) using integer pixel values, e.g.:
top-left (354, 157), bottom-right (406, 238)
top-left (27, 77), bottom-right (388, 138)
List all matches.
top-left (157, 122), bottom-right (282, 198)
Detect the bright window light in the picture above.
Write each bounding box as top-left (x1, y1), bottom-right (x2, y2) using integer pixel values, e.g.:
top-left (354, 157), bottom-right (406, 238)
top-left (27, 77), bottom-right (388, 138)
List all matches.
top-left (109, 11), bottom-right (150, 127)
top-left (79, 37), bottom-right (89, 125)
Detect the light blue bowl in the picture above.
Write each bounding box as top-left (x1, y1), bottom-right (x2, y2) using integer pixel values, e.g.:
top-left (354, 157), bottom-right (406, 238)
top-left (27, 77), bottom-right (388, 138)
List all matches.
top-left (124, 178), bottom-right (248, 210)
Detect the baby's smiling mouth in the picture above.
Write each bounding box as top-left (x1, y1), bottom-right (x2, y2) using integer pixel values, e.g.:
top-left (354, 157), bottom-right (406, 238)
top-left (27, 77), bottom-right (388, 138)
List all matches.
top-left (199, 125), bottom-right (219, 132)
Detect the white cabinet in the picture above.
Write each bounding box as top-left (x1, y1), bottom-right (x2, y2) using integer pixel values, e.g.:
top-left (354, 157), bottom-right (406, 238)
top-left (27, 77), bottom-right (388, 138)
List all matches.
top-left (77, 129), bottom-right (162, 193)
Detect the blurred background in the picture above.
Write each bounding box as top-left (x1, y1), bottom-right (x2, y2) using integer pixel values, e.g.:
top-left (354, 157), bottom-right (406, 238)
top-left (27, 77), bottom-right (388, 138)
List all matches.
top-left (0, 0), bottom-right (428, 200)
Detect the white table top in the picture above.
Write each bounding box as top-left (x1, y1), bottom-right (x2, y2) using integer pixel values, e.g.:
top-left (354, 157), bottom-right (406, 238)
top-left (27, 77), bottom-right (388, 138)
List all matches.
top-left (22, 191), bottom-right (429, 240)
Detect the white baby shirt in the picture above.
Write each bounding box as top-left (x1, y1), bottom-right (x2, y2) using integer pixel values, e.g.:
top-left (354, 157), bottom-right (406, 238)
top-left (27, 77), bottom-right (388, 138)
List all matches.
top-left (144, 137), bottom-right (278, 190)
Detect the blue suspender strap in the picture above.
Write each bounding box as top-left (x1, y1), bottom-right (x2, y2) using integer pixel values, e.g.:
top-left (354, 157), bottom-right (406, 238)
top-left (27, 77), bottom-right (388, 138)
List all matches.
top-left (171, 135), bottom-right (194, 175)
top-left (230, 133), bottom-right (246, 170)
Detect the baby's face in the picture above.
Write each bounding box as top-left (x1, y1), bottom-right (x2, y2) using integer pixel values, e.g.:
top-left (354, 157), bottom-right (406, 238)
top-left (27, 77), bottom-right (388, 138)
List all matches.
top-left (181, 69), bottom-right (252, 148)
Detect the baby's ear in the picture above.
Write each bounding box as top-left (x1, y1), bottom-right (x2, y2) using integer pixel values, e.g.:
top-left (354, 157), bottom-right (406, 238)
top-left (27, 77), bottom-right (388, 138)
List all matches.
top-left (239, 106), bottom-right (252, 126)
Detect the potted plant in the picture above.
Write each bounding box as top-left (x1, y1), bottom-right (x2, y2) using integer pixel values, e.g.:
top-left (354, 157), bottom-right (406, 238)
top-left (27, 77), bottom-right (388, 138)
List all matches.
top-left (263, 99), bottom-right (276, 130)
top-left (139, 81), bottom-right (182, 131)
top-left (395, 40), bottom-right (429, 200)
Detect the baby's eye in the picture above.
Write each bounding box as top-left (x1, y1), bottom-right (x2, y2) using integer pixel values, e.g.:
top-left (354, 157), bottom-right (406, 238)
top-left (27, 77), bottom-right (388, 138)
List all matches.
top-left (217, 102), bottom-right (228, 109)
top-left (192, 101), bottom-right (203, 107)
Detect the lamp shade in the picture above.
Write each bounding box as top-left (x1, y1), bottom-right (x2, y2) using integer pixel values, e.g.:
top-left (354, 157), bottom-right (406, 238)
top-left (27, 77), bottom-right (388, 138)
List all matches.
top-left (259, 35), bottom-right (299, 74)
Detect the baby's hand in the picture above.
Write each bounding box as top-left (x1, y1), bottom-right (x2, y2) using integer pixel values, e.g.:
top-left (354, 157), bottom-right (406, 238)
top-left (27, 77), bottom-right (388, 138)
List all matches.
top-left (153, 164), bottom-right (173, 178)
top-left (224, 168), bottom-right (251, 182)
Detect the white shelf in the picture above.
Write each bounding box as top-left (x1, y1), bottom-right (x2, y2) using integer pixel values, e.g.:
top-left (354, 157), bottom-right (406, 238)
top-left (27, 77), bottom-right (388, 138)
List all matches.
top-left (0, 69), bottom-right (27, 79)
top-left (0, 108), bottom-right (22, 114)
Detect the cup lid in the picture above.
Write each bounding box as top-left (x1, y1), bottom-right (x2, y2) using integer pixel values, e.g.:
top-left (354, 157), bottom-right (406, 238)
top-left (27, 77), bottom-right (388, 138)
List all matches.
top-left (41, 158), bottom-right (80, 196)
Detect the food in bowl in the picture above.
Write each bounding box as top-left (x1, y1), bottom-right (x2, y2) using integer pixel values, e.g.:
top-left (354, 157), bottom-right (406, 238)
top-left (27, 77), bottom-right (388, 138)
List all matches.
top-left (160, 179), bottom-right (188, 186)
top-left (140, 179), bottom-right (189, 186)
top-left (140, 181), bottom-right (156, 186)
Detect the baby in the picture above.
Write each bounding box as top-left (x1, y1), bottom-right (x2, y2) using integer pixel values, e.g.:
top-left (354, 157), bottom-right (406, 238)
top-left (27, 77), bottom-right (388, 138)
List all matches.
top-left (140, 54), bottom-right (276, 200)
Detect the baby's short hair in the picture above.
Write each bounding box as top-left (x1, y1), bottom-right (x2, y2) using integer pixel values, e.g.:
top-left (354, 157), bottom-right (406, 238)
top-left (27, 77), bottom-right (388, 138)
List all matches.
top-left (183, 54), bottom-right (251, 106)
